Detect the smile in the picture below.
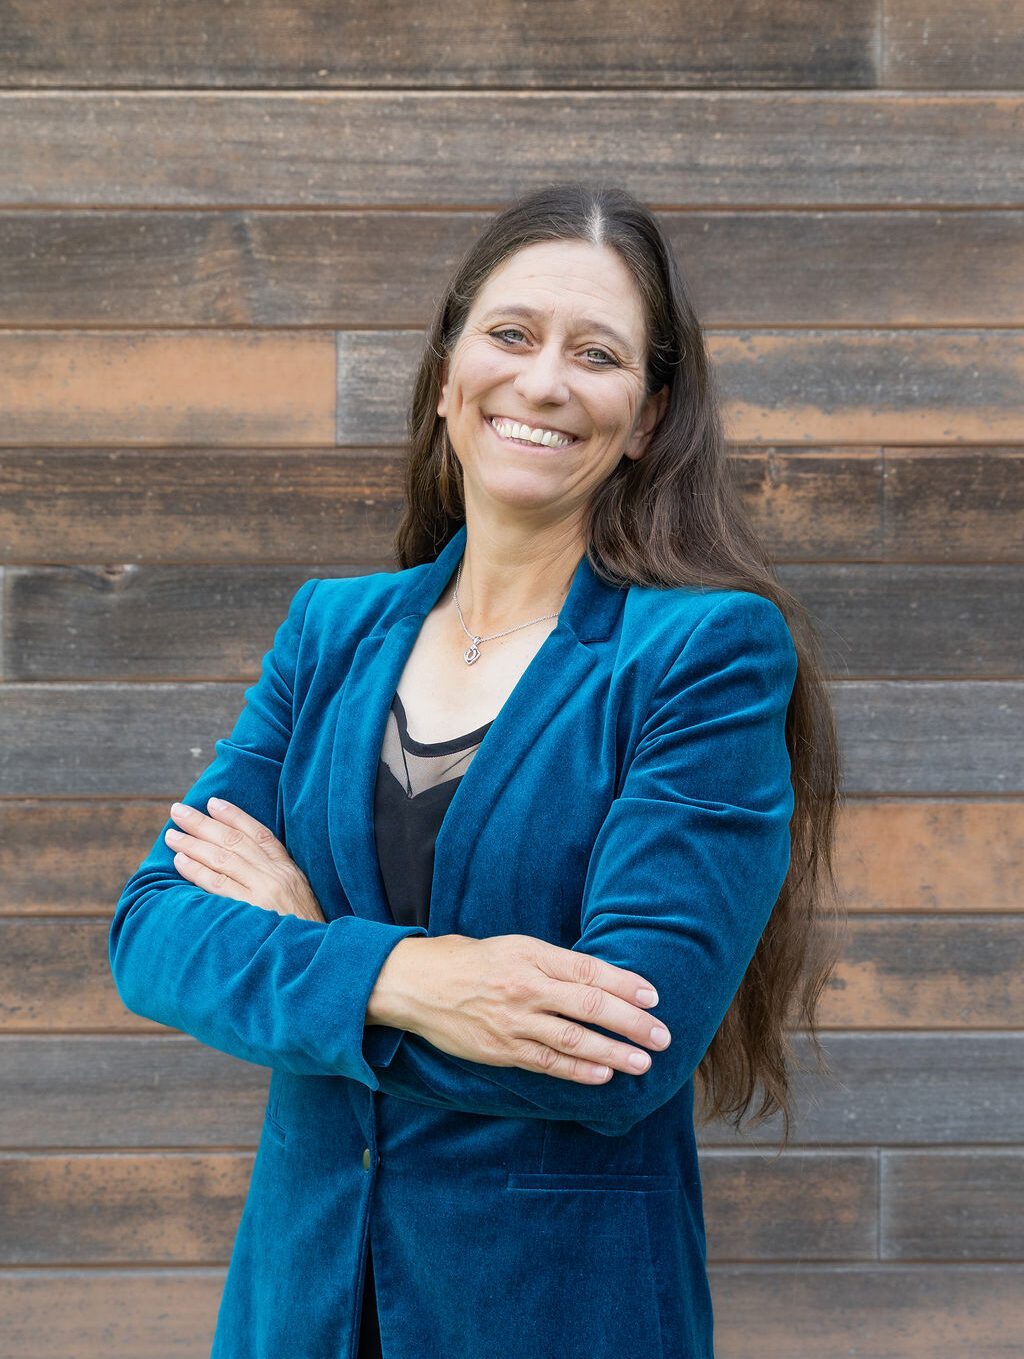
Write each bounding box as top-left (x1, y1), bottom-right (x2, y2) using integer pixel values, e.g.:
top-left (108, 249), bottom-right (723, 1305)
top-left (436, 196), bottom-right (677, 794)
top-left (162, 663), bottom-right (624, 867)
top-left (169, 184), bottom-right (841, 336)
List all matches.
top-left (489, 416), bottom-right (577, 448)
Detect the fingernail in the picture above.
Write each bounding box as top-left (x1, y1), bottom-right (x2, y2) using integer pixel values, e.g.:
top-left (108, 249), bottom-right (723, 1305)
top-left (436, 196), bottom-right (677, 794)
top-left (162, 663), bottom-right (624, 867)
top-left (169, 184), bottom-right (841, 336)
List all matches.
top-left (628, 1052), bottom-right (651, 1072)
top-left (635, 987), bottom-right (658, 1007)
top-left (590, 1066), bottom-right (612, 1082)
top-left (170, 802), bottom-right (190, 817)
top-left (208, 797), bottom-right (226, 811)
top-left (165, 828), bottom-right (184, 843)
top-left (649, 1026), bottom-right (670, 1048)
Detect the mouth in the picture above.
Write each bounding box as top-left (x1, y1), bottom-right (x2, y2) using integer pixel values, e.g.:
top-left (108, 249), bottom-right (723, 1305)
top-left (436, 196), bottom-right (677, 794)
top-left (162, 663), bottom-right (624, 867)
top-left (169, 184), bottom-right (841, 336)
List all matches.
top-left (488, 415), bottom-right (578, 448)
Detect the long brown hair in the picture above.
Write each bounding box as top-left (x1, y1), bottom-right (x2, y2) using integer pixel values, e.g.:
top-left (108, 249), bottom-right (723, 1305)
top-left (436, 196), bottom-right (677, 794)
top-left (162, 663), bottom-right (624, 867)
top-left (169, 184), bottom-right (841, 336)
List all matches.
top-left (396, 184), bottom-right (842, 1136)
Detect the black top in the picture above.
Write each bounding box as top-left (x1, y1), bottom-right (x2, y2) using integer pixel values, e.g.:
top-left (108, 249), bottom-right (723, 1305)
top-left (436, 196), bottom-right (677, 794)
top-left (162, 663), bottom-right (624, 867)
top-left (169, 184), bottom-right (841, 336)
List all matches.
top-left (372, 693), bottom-right (493, 929)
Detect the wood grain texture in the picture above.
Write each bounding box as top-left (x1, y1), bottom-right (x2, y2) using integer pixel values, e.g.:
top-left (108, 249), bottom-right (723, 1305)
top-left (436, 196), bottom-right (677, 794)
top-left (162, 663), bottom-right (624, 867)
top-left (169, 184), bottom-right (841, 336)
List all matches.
top-left (5, 210), bottom-right (1022, 328)
top-left (883, 448), bottom-right (1024, 560)
top-left (710, 1265), bottom-right (1024, 1358)
top-left (0, 801), bottom-right (170, 917)
top-left (0, 1269), bottom-right (225, 1359)
top-left (0, 449), bottom-right (404, 565)
top-left (0, 332), bottom-right (334, 446)
top-left (3, 93), bottom-right (1020, 208)
top-left (885, 0), bottom-right (1024, 89)
top-left (2, 680), bottom-right (1022, 797)
top-left (822, 917), bottom-right (1024, 1029)
top-left (837, 801), bottom-right (1024, 914)
top-left (336, 330), bottom-right (1024, 446)
top-left (882, 1151), bottom-right (1024, 1260)
top-left (0, 0), bottom-right (879, 89)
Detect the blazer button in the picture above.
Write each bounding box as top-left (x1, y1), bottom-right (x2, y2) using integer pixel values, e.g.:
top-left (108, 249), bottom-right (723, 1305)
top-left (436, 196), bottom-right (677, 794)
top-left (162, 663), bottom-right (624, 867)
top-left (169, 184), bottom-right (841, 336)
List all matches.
top-left (362, 1147), bottom-right (372, 1171)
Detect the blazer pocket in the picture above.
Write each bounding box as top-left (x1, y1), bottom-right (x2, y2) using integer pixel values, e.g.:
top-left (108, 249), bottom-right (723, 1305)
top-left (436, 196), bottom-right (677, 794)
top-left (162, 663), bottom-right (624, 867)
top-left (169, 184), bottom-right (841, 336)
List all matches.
top-left (262, 1103), bottom-right (288, 1148)
top-left (505, 1171), bottom-right (675, 1193)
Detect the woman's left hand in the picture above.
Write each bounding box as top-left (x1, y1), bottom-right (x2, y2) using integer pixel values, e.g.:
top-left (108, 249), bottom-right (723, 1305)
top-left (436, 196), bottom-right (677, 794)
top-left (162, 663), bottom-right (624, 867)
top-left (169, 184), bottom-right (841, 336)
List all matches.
top-left (164, 798), bottom-right (326, 923)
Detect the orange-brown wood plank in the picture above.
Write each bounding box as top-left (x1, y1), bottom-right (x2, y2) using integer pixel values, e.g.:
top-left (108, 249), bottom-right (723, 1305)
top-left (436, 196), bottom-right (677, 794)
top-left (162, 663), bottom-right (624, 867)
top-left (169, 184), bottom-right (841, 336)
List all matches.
top-left (336, 330), bottom-right (1024, 446)
top-left (884, 0), bottom-right (1024, 89)
top-left (5, 210), bottom-right (1023, 328)
top-left (0, 0), bottom-right (879, 89)
top-left (710, 1265), bottom-right (1024, 1358)
top-left (882, 1150), bottom-right (1024, 1260)
top-left (0, 332), bottom-right (334, 446)
top-left (837, 800), bottom-right (1024, 913)
top-left (3, 94), bottom-right (1020, 208)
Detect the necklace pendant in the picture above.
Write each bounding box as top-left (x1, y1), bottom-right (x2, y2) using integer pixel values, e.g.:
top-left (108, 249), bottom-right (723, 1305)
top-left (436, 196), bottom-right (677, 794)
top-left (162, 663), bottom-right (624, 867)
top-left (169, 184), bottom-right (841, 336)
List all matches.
top-left (464, 641), bottom-right (481, 665)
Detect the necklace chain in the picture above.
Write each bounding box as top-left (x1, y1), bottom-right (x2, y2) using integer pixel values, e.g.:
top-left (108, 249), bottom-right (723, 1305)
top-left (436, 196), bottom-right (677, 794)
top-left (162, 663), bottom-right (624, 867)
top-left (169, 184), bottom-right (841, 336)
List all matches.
top-left (454, 559), bottom-right (562, 666)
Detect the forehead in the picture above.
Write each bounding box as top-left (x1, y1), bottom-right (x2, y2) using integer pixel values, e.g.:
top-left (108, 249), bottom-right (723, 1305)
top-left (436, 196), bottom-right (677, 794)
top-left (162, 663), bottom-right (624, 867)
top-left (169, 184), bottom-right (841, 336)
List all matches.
top-left (469, 240), bottom-right (647, 341)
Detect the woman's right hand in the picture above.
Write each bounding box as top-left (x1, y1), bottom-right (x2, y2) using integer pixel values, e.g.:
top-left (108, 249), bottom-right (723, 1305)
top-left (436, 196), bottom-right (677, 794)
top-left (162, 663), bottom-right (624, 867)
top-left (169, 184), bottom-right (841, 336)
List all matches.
top-left (365, 934), bottom-right (670, 1084)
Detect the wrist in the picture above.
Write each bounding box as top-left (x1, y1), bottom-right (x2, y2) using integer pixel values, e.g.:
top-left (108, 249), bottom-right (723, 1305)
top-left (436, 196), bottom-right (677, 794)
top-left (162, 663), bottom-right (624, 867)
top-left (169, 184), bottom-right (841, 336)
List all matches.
top-left (365, 935), bottom-right (436, 1031)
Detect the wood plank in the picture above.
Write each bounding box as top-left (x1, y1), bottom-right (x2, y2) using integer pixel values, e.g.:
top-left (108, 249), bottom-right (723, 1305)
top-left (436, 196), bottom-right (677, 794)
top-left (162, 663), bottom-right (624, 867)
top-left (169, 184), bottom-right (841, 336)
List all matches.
top-left (837, 801), bottom-right (1024, 914)
top-left (0, 1036), bottom-right (267, 1148)
top-left (3, 93), bottom-right (1020, 208)
top-left (0, 332), bottom-right (334, 446)
top-left (12, 563), bottom-right (1017, 682)
top-left (777, 565), bottom-right (1024, 677)
top-left (0, 801), bottom-right (172, 917)
top-left (885, 0), bottom-right (1024, 90)
top-left (336, 330), bottom-right (1024, 446)
top-left (0, 449), bottom-right (404, 565)
top-left (0, 0), bottom-right (879, 89)
top-left (884, 448), bottom-right (1024, 561)
top-left (701, 1034), bottom-right (1024, 1147)
top-left (6, 209), bottom-right (1023, 328)
top-left (710, 1265), bottom-right (1024, 1358)
top-left (2, 680), bottom-right (1022, 797)
top-left (821, 917), bottom-right (1024, 1029)
top-left (882, 1151), bottom-right (1024, 1260)
top-left (0, 1269), bottom-right (225, 1359)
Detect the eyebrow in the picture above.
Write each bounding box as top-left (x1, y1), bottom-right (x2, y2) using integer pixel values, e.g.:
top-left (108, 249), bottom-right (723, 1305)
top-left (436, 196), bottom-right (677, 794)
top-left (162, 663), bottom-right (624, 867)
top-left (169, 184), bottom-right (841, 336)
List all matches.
top-left (477, 304), bottom-right (640, 357)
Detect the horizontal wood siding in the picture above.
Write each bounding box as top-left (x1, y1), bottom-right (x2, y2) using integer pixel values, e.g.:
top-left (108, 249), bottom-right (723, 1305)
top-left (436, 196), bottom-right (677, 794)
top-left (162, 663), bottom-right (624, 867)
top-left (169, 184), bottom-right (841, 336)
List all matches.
top-left (2, 4), bottom-right (1021, 1355)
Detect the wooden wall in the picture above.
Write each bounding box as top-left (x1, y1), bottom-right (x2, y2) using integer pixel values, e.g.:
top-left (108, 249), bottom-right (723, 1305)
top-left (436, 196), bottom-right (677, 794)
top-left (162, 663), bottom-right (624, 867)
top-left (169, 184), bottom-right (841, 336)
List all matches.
top-left (1, 2), bottom-right (1022, 1354)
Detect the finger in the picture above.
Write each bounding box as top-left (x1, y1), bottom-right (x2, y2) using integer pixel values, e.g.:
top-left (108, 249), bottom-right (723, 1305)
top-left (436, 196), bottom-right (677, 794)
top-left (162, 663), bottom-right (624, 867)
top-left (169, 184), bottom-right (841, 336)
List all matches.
top-left (555, 979), bottom-right (672, 1054)
top-left (163, 826), bottom-right (259, 891)
top-left (512, 1036), bottom-right (615, 1085)
top-left (534, 1011), bottom-right (663, 1077)
top-left (205, 798), bottom-right (290, 861)
top-left (531, 937), bottom-right (662, 1009)
top-left (169, 801), bottom-right (274, 866)
top-left (169, 848), bottom-right (250, 901)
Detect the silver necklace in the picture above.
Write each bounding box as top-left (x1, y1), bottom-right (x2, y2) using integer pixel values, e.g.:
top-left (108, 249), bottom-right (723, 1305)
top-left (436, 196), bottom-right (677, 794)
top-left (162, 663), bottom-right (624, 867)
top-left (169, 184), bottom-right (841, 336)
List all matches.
top-left (453, 559), bottom-right (562, 665)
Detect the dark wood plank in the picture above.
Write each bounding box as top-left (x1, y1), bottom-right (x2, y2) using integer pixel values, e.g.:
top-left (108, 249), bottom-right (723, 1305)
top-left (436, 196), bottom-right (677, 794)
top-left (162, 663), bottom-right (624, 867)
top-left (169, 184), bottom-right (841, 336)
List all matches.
top-left (0, 0), bottom-right (879, 89)
top-left (6, 210), bottom-right (1022, 328)
top-left (837, 801), bottom-right (1024, 914)
top-left (0, 332), bottom-right (334, 446)
top-left (3, 94), bottom-right (1020, 208)
top-left (2, 680), bottom-right (1022, 797)
top-left (0, 1269), bottom-right (225, 1359)
top-left (701, 1034), bottom-right (1024, 1147)
top-left (777, 565), bottom-right (1024, 677)
top-left (0, 449), bottom-right (404, 565)
top-left (822, 917), bottom-right (1024, 1029)
top-left (0, 801), bottom-right (172, 917)
top-left (710, 1265), bottom-right (1024, 1358)
top-left (884, 448), bottom-right (1024, 562)
top-left (0, 1036), bottom-right (267, 1148)
top-left (882, 1151), bottom-right (1024, 1260)
top-left (885, 0), bottom-right (1024, 89)
top-left (336, 330), bottom-right (1024, 446)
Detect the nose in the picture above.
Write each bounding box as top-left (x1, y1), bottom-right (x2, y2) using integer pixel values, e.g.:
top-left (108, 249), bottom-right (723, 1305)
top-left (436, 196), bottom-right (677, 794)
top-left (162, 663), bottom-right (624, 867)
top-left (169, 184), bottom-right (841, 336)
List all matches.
top-left (512, 341), bottom-right (571, 406)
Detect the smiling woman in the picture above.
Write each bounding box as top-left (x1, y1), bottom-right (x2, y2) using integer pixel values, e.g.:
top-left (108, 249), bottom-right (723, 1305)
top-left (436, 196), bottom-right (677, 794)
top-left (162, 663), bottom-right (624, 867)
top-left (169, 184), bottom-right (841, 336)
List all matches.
top-left (109, 183), bottom-right (841, 1359)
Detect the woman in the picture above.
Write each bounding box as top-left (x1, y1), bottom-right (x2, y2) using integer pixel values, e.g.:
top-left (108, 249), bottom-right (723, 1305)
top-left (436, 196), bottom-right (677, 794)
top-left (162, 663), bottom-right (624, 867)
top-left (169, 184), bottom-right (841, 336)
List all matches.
top-left (110, 183), bottom-right (840, 1359)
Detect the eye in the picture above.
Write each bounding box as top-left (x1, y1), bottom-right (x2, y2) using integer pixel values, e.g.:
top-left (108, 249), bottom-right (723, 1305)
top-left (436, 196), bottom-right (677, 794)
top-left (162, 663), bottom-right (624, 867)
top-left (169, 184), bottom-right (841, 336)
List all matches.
top-left (491, 327), bottom-right (528, 346)
top-left (582, 347), bottom-right (618, 367)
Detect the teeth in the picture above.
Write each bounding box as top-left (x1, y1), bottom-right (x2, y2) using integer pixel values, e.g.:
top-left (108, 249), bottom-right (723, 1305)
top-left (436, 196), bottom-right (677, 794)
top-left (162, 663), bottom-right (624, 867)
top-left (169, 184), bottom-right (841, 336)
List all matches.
top-left (491, 417), bottom-right (573, 447)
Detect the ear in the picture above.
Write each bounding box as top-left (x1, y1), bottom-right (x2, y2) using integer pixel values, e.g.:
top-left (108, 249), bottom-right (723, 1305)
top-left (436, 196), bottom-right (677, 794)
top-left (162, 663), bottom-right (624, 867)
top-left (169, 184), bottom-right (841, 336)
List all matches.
top-left (436, 361), bottom-right (451, 419)
top-left (624, 385), bottom-right (668, 461)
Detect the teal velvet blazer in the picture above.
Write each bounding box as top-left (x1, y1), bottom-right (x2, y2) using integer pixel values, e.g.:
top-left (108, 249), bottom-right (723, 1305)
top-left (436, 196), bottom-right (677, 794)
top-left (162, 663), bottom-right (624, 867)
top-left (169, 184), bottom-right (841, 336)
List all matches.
top-left (110, 526), bottom-right (797, 1359)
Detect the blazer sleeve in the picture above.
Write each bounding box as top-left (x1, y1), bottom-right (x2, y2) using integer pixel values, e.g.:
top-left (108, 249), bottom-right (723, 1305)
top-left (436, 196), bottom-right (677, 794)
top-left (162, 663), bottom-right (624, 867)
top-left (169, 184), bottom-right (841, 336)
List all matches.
top-left (108, 579), bottom-right (428, 1086)
top-left (365, 592), bottom-right (799, 1135)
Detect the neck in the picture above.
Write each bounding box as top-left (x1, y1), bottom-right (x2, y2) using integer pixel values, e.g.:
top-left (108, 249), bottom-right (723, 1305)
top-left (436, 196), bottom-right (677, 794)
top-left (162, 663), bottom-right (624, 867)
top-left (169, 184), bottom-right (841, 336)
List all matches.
top-left (453, 512), bottom-right (584, 636)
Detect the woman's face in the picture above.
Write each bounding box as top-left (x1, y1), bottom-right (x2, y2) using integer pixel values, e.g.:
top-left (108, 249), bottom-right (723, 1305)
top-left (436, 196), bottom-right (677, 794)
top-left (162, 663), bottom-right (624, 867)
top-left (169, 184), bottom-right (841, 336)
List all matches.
top-left (437, 240), bottom-right (665, 531)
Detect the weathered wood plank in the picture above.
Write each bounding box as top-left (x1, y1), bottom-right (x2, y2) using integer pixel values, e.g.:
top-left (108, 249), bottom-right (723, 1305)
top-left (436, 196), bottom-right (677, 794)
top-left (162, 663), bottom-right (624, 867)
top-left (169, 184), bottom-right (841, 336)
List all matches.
top-left (0, 332), bottom-right (334, 446)
top-left (0, 1036), bottom-right (267, 1148)
top-left (2, 681), bottom-right (1022, 797)
top-left (0, 449), bottom-right (404, 565)
top-left (702, 1034), bottom-right (1024, 1147)
top-left (336, 330), bottom-right (1024, 446)
top-left (3, 94), bottom-right (1020, 208)
top-left (882, 1151), bottom-right (1024, 1260)
top-left (884, 447), bottom-right (1024, 561)
top-left (884, 0), bottom-right (1024, 90)
top-left (0, 0), bottom-right (879, 89)
top-left (710, 1265), bottom-right (1024, 1358)
top-left (822, 917), bottom-right (1024, 1029)
top-left (11, 563), bottom-right (1018, 681)
top-left (0, 1149), bottom-right (875, 1264)
top-left (0, 1269), bottom-right (225, 1359)
top-left (5, 210), bottom-right (1022, 328)
top-left (0, 801), bottom-right (170, 917)
top-left (3, 1033), bottom-right (1022, 1149)
top-left (837, 801), bottom-right (1024, 914)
